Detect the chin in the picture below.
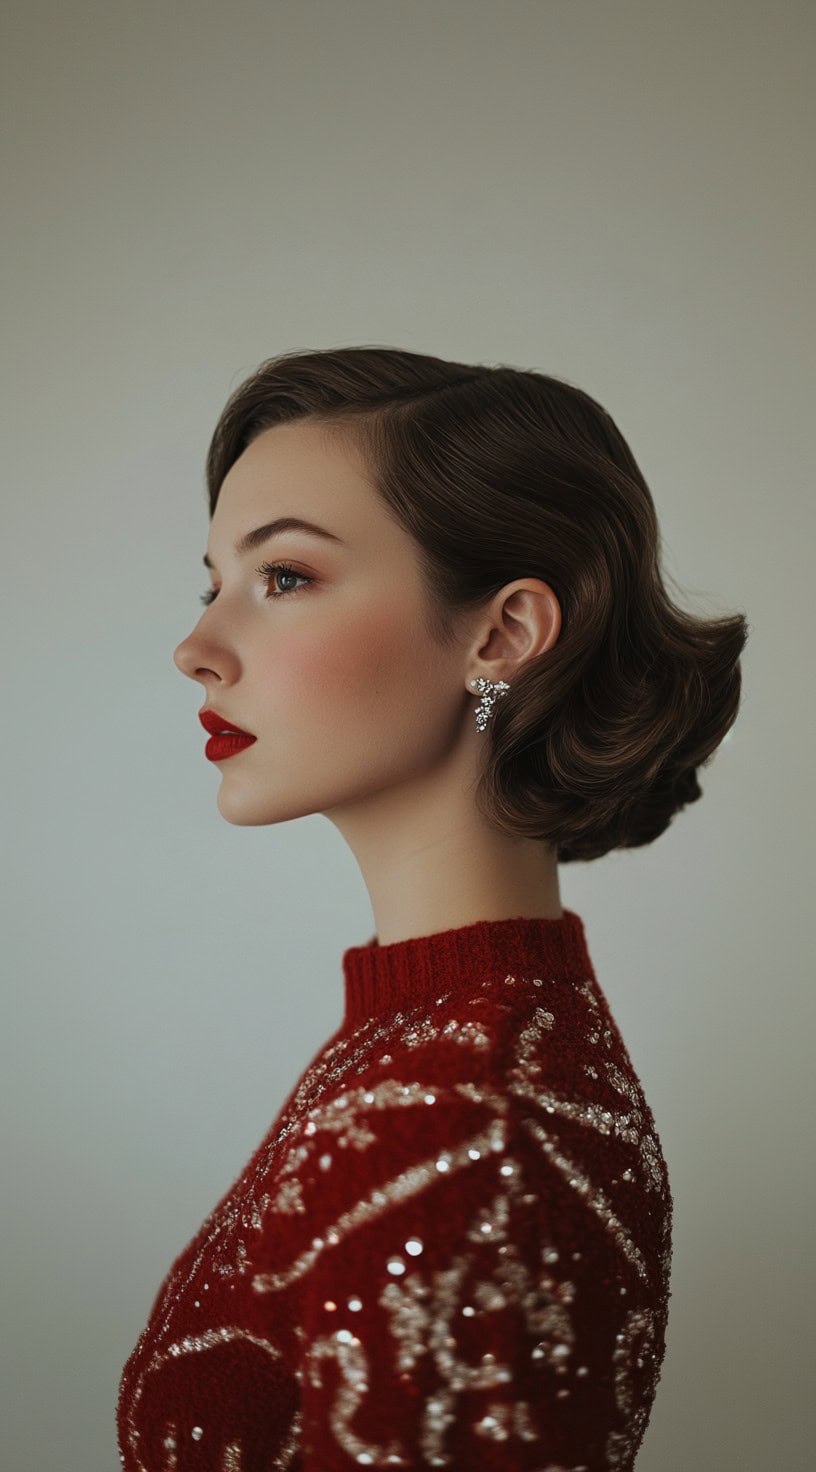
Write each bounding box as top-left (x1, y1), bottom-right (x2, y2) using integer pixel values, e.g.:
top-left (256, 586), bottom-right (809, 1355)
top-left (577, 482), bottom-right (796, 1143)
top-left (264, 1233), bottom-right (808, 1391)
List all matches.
top-left (214, 789), bottom-right (314, 827)
top-left (215, 791), bottom-right (272, 826)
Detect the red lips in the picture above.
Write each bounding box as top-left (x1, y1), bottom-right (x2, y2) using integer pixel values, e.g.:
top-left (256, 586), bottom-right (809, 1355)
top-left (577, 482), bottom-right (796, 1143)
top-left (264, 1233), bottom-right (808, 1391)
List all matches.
top-left (198, 708), bottom-right (256, 738)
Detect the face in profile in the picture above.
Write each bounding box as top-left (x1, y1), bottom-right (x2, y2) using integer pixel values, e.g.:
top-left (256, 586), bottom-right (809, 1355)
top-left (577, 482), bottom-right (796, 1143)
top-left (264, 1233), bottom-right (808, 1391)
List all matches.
top-left (173, 420), bottom-right (475, 831)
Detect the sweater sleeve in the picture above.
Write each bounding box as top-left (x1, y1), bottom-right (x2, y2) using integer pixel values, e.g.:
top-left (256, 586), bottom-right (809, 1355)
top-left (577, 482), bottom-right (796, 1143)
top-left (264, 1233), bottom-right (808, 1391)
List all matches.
top-left (251, 1078), bottom-right (663, 1471)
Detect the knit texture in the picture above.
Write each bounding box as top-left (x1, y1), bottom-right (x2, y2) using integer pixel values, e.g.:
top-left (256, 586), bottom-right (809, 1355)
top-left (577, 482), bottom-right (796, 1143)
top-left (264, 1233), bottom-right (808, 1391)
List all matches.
top-left (116, 909), bottom-right (673, 1471)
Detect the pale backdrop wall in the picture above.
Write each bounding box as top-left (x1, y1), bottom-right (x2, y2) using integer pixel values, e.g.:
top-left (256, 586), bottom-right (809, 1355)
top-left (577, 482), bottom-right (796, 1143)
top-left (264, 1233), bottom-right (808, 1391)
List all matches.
top-left (2, 3), bottom-right (813, 1469)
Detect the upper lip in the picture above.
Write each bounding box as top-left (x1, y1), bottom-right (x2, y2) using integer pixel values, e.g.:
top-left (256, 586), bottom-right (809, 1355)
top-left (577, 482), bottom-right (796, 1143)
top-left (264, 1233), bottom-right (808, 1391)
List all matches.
top-left (198, 708), bottom-right (256, 738)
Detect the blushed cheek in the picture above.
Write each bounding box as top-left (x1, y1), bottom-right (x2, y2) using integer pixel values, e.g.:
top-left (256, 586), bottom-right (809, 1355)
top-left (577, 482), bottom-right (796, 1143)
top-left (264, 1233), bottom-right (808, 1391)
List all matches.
top-left (268, 605), bottom-right (419, 720)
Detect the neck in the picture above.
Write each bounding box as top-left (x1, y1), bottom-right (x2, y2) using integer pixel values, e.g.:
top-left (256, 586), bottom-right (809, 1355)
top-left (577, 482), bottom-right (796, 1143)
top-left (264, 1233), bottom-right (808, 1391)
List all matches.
top-left (324, 750), bottom-right (562, 946)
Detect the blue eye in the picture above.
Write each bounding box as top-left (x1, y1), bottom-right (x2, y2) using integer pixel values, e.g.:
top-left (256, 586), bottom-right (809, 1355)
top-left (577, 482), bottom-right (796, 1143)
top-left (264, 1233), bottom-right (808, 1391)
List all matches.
top-left (200, 561), bottom-right (312, 606)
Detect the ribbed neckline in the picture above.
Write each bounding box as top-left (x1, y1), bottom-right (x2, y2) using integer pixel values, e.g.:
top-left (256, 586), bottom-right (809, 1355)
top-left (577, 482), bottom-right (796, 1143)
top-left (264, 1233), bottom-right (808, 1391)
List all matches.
top-left (341, 908), bottom-right (593, 1030)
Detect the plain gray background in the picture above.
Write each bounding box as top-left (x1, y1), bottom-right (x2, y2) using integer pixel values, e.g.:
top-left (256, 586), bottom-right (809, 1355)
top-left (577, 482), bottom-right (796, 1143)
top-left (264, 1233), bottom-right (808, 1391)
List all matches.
top-left (2, 3), bottom-right (813, 1469)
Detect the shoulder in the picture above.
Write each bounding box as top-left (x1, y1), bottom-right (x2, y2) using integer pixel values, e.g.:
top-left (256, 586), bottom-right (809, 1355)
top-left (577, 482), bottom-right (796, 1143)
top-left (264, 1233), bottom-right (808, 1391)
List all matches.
top-left (253, 970), bottom-right (667, 1279)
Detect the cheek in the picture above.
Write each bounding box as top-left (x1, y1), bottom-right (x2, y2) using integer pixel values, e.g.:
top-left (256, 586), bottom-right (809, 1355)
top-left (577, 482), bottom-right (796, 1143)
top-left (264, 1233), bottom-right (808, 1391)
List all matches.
top-left (268, 601), bottom-right (426, 718)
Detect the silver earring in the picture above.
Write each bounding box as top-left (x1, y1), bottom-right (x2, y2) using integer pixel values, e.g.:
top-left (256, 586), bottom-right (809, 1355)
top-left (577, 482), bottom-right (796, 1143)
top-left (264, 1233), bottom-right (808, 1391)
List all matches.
top-left (470, 676), bottom-right (511, 733)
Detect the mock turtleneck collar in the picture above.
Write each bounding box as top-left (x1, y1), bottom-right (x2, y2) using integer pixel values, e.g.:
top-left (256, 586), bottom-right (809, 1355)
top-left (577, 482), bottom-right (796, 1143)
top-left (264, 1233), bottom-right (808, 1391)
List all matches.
top-left (341, 908), bottom-right (593, 1031)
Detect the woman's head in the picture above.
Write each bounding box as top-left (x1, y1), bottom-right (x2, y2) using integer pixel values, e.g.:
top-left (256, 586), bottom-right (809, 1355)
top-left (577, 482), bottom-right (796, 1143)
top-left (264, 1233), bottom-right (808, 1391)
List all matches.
top-left (174, 345), bottom-right (748, 861)
top-left (174, 411), bottom-right (560, 840)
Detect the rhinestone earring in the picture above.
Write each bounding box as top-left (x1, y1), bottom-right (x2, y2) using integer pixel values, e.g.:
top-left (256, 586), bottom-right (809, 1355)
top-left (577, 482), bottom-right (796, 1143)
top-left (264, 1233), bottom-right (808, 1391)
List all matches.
top-left (469, 676), bottom-right (511, 733)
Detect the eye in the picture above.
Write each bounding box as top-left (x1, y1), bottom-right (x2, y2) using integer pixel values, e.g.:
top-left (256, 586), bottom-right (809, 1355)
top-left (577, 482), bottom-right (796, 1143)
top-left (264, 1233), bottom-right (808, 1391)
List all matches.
top-left (199, 561), bottom-right (313, 606)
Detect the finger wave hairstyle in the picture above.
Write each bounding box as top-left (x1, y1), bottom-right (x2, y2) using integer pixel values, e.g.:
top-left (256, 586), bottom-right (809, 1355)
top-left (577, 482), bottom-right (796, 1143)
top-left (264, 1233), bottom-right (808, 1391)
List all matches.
top-left (204, 346), bottom-right (749, 863)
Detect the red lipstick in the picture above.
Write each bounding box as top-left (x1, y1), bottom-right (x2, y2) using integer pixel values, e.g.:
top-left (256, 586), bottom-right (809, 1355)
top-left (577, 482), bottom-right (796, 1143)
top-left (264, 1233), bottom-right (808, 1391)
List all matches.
top-left (198, 708), bottom-right (257, 762)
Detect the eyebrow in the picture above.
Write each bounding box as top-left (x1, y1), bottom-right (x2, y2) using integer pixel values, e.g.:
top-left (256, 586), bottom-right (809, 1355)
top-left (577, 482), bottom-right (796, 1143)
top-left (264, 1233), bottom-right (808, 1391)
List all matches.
top-left (203, 517), bottom-right (346, 570)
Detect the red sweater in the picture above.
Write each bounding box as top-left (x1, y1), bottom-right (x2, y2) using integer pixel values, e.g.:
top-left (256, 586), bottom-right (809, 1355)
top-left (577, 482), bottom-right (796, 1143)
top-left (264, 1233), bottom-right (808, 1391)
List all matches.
top-left (117, 910), bottom-right (672, 1471)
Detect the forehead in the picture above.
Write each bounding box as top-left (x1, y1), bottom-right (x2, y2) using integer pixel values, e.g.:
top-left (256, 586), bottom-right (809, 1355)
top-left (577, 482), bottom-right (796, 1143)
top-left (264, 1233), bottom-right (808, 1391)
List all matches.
top-left (205, 420), bottom-right (411, 565)
top-left (219, 420), bottom-right (370, 511)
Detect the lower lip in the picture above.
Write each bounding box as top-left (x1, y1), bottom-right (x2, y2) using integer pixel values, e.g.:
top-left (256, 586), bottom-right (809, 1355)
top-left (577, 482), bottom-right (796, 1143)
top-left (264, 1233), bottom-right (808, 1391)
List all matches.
top-left (205, 733), bottom-right (257, 761)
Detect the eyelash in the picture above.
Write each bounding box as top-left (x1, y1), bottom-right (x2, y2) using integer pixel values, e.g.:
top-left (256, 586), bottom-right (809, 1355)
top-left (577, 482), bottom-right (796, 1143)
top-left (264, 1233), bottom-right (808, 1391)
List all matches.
top-left (199, 561), bottom-right (312, 607)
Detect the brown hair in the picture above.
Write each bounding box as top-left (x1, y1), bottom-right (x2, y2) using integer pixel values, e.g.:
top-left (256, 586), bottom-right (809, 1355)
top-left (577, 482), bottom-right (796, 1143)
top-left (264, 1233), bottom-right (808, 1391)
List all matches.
top-left (204, 345), bottom-right (749, 863)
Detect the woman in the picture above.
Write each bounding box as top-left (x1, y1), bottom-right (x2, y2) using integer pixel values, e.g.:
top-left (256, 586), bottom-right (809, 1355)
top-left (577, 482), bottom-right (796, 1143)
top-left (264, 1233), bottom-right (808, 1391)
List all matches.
top-left (117, 346), bottom-right (747, 1470)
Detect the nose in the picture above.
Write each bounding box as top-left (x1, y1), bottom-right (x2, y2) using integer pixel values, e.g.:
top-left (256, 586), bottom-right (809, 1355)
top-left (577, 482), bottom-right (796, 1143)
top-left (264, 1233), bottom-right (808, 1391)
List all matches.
top-left (173, 633), bottom-right (201, 679)
top-left (173, 612), bottom-right (232, 685)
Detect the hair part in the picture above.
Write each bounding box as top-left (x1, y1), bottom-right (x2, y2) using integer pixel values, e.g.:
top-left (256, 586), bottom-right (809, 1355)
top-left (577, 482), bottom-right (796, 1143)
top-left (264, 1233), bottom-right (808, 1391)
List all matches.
top-left (204, 345), bottom-right (749, 863)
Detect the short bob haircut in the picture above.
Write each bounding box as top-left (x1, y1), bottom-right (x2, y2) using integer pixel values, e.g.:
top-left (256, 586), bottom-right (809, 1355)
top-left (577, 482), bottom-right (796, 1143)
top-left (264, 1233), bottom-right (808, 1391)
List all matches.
top-left (203, 345), bottom-right (749, 864)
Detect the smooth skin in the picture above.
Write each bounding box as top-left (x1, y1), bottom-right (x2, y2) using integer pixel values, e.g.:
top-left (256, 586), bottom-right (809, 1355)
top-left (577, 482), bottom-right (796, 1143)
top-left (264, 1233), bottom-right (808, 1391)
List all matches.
top-left (173, 420), bottom-right (564, 945)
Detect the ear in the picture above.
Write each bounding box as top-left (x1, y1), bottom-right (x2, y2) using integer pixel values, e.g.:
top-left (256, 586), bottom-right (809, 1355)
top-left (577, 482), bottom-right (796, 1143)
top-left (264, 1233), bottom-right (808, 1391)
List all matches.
top-left (467, 578), bottom-right (561, 684)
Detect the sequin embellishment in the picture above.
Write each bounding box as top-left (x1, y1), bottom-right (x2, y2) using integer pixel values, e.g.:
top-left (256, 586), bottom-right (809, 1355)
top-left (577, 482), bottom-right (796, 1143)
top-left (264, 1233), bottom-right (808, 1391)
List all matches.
top-left (117, 948), bottom-right (672, 1472)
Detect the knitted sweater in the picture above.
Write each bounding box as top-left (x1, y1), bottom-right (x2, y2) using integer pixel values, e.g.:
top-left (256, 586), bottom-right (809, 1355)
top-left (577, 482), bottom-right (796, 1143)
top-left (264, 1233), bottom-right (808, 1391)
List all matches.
top-left (116, 910), bottom-right (673, 1471)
